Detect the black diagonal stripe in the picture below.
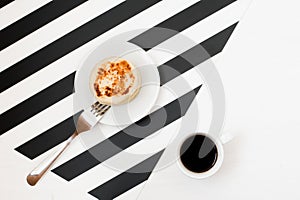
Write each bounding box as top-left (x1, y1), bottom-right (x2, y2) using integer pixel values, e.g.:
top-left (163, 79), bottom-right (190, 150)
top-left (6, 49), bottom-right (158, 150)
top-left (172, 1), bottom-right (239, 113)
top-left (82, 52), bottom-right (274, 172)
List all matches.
top-left (88, 150), bottom-right (164, 200)
top-left (14, 23), bottom-right (237, 159)
top-left (0, 72), bottom-right (75, 136)
top-left (0, 0), bottom-right (88, 51)
top-left (52, 86), bottom-right (201, 181)
top-left (0, 0), bottom-right (14, 9)
top-left (129, 0), bottom-right (236, 50)
top-left (15, 111), bottom-right (82, 160)
top-left (159, 22), bottom-right (238, 85)
top-left (0, 0), bottom-right (162, 93)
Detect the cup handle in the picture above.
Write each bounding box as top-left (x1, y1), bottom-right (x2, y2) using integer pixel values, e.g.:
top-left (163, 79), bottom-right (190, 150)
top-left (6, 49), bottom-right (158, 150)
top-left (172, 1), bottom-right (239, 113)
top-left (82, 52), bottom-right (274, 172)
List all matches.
top-left (220, 131), bottom-right (235, 144)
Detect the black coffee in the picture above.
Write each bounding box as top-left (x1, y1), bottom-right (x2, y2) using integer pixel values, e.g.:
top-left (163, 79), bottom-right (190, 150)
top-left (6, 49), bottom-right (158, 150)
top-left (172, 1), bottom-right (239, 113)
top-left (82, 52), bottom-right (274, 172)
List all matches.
top-left (180, 135), bottom-right (218, 173)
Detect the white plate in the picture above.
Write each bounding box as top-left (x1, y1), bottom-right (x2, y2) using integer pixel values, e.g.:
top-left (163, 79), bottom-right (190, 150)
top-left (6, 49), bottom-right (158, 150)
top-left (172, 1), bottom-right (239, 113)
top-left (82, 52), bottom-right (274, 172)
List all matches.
top-left (74, 38), bottom-right (160, 126)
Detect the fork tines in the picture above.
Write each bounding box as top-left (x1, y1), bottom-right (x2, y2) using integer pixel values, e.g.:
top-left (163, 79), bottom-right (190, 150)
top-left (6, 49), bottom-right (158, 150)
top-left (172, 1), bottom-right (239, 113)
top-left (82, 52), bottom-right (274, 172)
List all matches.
top-left (91, 102), bottom-right (110, 117)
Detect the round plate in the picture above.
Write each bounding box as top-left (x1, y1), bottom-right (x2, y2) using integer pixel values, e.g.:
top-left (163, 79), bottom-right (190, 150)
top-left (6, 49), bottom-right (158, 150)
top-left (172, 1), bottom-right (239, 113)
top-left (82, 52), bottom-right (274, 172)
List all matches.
top-left (74, 38), bottom-right (160, 126)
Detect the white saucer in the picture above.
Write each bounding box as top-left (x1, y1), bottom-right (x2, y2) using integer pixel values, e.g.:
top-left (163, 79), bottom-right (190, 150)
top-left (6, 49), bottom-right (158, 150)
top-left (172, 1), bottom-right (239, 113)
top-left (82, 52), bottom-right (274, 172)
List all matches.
top-left (74, 38), bottom-right (160, 126)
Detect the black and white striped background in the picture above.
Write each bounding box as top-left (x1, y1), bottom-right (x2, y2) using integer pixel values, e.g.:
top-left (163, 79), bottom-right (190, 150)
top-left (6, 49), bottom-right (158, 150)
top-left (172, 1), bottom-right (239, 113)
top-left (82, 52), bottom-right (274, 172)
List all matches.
top-left (0, 0), bottom-right (245, 199)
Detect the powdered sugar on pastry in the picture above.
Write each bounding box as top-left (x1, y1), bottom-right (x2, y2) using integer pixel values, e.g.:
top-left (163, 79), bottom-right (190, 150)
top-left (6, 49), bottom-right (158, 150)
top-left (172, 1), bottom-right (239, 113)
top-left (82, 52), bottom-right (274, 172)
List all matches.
top-left (90, 57), bottom-right (141, 105)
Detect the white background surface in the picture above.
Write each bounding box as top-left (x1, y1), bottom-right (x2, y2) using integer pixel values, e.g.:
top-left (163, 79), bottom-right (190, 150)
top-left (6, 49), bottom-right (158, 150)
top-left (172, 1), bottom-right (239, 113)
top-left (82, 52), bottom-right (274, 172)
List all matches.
top-left (1, 0), bottom-right (300, 199)
top-left (139, 0), bottom-right (300, 199)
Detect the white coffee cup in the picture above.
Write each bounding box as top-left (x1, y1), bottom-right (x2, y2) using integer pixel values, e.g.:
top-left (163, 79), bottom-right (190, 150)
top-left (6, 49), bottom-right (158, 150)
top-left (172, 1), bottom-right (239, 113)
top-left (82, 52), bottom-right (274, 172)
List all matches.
top-left (177, 132), bottom-right (232, 179)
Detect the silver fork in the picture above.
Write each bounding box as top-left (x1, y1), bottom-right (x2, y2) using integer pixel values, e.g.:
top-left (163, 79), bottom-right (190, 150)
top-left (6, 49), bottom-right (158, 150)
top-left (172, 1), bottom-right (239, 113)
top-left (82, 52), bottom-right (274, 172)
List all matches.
top-left (27, 102), bottom-right (110, 186)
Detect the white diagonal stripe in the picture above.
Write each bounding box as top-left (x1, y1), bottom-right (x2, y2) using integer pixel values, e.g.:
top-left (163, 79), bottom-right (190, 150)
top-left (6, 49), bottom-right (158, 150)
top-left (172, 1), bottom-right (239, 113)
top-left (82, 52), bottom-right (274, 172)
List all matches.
top-left (148, 0), bottom-right (241, 66)
top-left (0, 0), bottom-right (199, 114)
top-left (0, 0), bottom-right (124, 72)
top-left (0, 0), bottom-right (52, 30)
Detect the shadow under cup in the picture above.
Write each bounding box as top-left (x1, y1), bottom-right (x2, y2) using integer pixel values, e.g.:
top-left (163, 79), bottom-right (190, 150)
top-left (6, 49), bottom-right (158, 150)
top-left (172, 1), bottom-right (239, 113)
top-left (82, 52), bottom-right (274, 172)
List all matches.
top-left (178, 133), bottom-right (224, 179)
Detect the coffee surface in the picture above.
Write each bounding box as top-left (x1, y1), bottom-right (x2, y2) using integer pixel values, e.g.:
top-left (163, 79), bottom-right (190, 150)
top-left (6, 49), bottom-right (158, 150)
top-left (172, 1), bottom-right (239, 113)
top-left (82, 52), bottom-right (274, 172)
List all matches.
top-left (180, 135), bottom-right (218, 173)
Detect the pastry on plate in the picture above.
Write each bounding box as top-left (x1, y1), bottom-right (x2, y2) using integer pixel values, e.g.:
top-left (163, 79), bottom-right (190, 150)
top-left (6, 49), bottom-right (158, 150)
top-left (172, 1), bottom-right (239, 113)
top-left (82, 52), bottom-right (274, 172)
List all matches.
top-left (89, 57), bottom-right (141, 105)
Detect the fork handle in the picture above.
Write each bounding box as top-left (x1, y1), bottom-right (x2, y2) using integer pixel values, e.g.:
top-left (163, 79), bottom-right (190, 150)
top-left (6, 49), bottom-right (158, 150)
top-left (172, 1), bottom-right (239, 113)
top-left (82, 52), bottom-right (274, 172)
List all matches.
top-left (27, 132), bottom-right (78, 186)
